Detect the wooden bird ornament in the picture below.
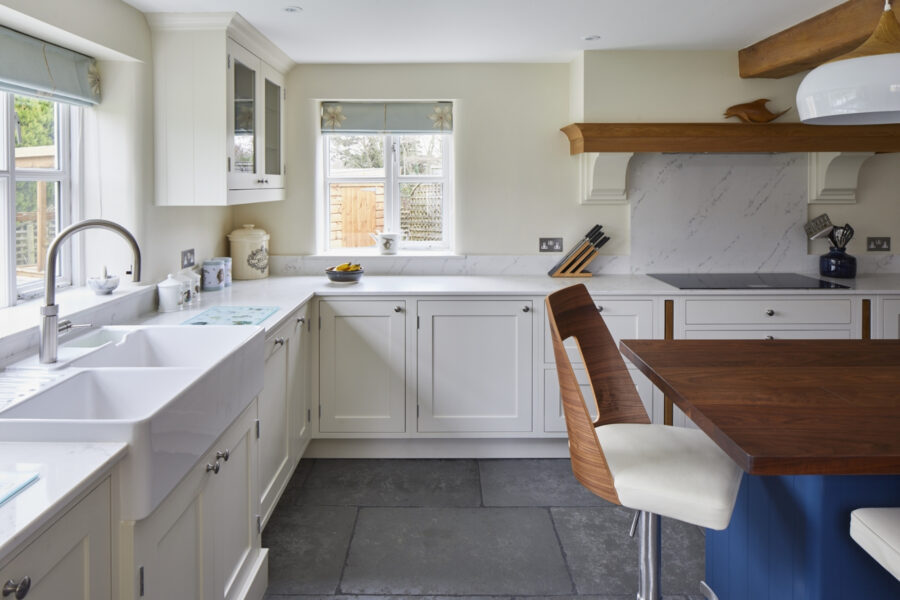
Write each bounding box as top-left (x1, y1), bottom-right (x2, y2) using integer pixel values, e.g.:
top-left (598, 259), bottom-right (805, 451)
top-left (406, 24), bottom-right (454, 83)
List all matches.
top-left (724, 99), bottom-right (790, 123)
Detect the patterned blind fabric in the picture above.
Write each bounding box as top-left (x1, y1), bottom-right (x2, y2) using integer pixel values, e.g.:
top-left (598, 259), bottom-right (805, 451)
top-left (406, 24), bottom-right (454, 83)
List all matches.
top-left (0, 25), bottom-right (100, 106)
top-left (321, 101), bottom-right (452, 133)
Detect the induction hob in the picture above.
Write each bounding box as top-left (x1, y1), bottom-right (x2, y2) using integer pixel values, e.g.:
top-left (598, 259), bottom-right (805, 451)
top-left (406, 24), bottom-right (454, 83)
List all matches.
top-left (647, 273), bottom-right (850, 290)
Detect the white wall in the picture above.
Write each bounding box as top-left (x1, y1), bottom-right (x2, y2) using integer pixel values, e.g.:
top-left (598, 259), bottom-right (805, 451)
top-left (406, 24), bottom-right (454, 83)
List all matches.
top-left (581, 50), bottom-right (804, 122)
top-left (1, 0), bottom-right (233, 285)
top-left (235, 63), bottom-right (631, 257)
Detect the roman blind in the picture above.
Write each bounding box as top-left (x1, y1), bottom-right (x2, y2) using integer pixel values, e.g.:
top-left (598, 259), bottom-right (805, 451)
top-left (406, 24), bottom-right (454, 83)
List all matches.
top-left (0, 25), bottom-right (101, 106)
top-left (321, 101), bottom-right (452, 133)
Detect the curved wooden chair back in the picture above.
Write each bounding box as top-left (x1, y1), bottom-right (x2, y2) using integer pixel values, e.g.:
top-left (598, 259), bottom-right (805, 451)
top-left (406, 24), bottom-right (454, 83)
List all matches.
top-left (545, 284), bottom-right (650, 505)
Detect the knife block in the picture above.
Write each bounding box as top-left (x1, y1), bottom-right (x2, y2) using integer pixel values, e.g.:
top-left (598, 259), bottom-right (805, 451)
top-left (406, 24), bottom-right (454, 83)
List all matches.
top-left (548, 225), bottom-right (605, 278)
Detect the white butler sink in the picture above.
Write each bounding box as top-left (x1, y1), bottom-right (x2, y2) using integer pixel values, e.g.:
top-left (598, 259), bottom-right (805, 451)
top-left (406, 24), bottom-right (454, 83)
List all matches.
top-left (0, 325), bottom-right (264, 520)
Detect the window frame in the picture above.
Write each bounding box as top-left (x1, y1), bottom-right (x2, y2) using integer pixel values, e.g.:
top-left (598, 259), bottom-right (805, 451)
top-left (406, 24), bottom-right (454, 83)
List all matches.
top-left (322, 132), bottom-right (453, 253)
top-left (0, 92), bottom-right (74, 306)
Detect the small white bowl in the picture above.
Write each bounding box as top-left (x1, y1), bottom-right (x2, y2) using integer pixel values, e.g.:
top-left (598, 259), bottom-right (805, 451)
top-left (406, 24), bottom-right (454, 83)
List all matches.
top-left (87, 275), bottom-right (120, 295)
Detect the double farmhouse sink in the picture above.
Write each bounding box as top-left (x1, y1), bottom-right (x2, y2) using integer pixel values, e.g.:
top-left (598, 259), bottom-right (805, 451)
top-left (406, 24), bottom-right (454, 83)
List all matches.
top-left (0, 325), bottom-right (264, 520)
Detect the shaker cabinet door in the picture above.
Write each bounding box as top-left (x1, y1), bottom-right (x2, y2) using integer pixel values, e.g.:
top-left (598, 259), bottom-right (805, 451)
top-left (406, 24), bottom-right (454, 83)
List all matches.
top-left (417, 300), bottom-right (533, 433)
top-left (318, 300), bottom-right (407, 433)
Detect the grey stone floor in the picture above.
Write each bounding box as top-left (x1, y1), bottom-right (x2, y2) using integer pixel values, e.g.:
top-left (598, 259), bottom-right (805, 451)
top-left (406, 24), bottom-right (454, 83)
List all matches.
top-left (263, 459), bottom-right (705, 600)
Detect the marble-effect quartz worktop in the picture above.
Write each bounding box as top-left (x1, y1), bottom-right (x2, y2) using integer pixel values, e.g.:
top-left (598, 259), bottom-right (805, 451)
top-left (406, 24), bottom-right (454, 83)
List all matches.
top-left (0, 442), bottom-right (126, 563)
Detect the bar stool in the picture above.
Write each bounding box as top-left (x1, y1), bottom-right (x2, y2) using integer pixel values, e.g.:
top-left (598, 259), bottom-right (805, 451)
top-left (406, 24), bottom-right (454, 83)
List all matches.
top-left (546, 284), bottom-right (742, 600)
top-left (850, 508), bottom-right (900, 580)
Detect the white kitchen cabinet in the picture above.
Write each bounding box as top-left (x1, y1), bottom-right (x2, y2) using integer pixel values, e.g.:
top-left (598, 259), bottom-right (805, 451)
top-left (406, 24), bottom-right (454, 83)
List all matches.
top-left (292, 306), bottom-right (313, 456)
top-left (259, 306), bottom-right (310, 530)
top-left (148, 14), bottom-right (290, 206)
top-left (0, 479), bottom-right (110, 600)
top-left (226, 38), bottom-right (285, 198)
top-left (318, 299), bottom-right (407, 433)
top-left (878, 298), bottom-right (900, 339)
top-left (541, 298), bottom-right (658, 425)
top-left (417, 300), bottom-right (533, 433)
top-left (542, 367), bottom-right (656, 432)
top-left (129, 401), bottom-right (265, 600)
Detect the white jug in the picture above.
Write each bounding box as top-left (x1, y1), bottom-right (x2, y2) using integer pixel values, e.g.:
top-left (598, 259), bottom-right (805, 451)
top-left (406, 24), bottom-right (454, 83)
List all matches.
top-left (370, 232), bottom-right (401, 255)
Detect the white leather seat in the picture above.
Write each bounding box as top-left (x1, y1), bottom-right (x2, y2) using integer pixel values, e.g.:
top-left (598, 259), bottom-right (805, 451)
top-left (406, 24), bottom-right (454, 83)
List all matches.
top-left (596, 423), bottom-right (743, 530)
top-left (850, 507), bottom-right (900, 580)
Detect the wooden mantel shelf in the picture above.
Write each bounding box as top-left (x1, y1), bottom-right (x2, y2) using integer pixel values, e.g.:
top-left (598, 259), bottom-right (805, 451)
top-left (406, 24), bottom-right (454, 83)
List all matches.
top-left (561, 123), bottom-right (900, 155)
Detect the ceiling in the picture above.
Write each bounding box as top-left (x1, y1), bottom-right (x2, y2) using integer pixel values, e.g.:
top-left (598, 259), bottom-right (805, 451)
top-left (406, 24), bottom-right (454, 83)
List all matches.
top-left (122, 0), bottom-right (846, 64)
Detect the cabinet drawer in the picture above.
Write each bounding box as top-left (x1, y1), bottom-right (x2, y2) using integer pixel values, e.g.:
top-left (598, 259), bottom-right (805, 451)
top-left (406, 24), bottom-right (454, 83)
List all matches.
top-left (545, 299), bottom-right (653, 364)
top-left (684, 298), bottom-right (851, 326)
top-left (683, 329), bottom-right (852, 340)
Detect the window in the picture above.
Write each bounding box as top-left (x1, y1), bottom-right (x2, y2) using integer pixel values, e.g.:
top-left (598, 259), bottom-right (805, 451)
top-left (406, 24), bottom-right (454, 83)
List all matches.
top-left (0, 93), bottom-right (73, 305)
top-left (320, 102), bottom-right (453, 252)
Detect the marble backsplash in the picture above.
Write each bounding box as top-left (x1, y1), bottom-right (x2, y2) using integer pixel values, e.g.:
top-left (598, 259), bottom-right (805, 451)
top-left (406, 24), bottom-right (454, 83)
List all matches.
top-left (273, 152), bottom-right (897, 276)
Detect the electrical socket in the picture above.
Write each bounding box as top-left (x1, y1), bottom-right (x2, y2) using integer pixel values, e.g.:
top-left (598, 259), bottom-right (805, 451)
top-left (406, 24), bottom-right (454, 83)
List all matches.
top-left (539, 237), bottom-right (563, 253)
top-left (867, 237), bottom-right (891, 252)
top-left (181, 248), bottom-right (196, 268)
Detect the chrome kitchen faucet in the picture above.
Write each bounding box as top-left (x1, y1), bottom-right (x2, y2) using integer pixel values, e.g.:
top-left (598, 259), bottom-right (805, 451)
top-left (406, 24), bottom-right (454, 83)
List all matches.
top-left (40, 219), bottom-right (142, 363)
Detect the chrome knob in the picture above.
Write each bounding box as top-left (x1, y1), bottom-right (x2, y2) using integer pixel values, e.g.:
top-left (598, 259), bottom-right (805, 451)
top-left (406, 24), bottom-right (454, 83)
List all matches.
top-left (393, 306), bottom-right (403, 313)
top-left (3, 577), bottom-right (31, 598)
top-left (765, 309), bottom-right (775, 316)
top-left (297, 317), bottom-right (305, 325)
top-left (216, 449), bottom-right (230, 462)
top-left (522, 305), bottom-right (530, 312)
top-left (206, 462), bottom-right (220, 474)
top-left (274, 337), bottom-right (285, 346)
top-left (596, 305), bottom-right (603, 313)
top-left (765, 335), bottom-right (775, 340)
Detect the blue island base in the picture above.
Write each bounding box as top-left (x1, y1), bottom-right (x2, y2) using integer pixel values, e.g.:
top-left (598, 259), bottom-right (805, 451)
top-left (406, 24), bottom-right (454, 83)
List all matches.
top-left (706, 473), bottom-right (900, 599)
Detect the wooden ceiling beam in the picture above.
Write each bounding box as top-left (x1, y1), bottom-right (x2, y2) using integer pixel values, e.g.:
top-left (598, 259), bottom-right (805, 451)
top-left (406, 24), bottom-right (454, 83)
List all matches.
top-left (739, 0), bottom-right (900, 79)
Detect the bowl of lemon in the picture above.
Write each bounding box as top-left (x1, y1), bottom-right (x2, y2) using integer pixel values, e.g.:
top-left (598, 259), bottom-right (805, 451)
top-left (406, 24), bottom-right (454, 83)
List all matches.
top-left (325, 262), bottom-right (364, 283)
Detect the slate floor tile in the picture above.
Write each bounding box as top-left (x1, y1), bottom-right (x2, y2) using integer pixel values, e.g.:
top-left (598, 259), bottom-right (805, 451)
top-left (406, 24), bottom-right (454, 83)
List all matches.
top-left (340, 507), bottom-right (574, 596)
top-left (263, 504), bottom-right (358, 595)
top-left (277, 458), bottom-right (316, 504)
top-left (551, 507), bottom-right (705, 597)
top-left (661, 519), bottom-right (705, 597)
top-left (294, 459), bottom-right (481, 507)
top-left (551, 506), bottom-right (639, 596)
top-left (480, 459), bottom-right (612, 507)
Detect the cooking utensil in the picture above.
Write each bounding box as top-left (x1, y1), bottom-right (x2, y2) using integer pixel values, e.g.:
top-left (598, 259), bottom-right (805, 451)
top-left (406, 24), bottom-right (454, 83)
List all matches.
top-left (805, 214), bottom-right (833, 240)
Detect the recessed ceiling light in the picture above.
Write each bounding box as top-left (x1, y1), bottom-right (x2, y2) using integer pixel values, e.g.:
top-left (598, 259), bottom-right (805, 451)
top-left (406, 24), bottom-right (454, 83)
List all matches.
top-left (582, 35), bottom-right (602, 42)
top-left (284, 5), bottom-right (303, 13)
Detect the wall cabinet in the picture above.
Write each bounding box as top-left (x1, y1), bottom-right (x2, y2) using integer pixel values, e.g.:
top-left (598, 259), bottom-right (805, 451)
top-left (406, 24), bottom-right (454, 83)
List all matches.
top-left (129, 401), bottom-right (264, 600)
top-left (227, 38), bottom-right (285, 199)
top-left (417, 300), bottom-right (533, 433)
top-left (318, 300), bottom-right (407, 433)
top-left (259, 306), bottom-right (310, 530)
top-left (148, 14), bottom-right (291, 206)
top-left (0, 479), bottom-right (111, 600)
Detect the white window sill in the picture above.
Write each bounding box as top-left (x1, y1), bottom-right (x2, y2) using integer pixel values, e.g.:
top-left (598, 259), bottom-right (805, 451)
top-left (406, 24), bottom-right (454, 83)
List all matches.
top-left (314, 250), bottom-right (461, 258)
top-left (0, 283), bottom-right (154, 361)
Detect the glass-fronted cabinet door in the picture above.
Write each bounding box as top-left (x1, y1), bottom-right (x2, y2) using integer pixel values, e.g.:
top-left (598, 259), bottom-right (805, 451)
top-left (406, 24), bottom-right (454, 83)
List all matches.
top-left (227, 39), bottom-right (261, 190)
top-left (261, 63), bottom-right (284, 189)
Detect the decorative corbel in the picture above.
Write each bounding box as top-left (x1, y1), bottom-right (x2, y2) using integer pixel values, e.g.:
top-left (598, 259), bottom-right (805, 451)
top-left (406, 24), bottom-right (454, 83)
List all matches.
top-left (579, 152), bottom-right (634, 204)
top-left (807, 152), bottom-right (875, 203)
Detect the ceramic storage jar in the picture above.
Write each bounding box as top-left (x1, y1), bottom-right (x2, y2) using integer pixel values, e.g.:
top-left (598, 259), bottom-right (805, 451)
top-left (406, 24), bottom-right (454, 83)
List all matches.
top-left (228, 224), bottom-right (270, 280)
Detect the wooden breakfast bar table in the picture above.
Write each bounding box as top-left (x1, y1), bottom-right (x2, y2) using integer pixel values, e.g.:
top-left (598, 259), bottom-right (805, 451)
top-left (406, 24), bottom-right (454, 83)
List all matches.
top-left (619, 339), bottom-right (900, 600)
